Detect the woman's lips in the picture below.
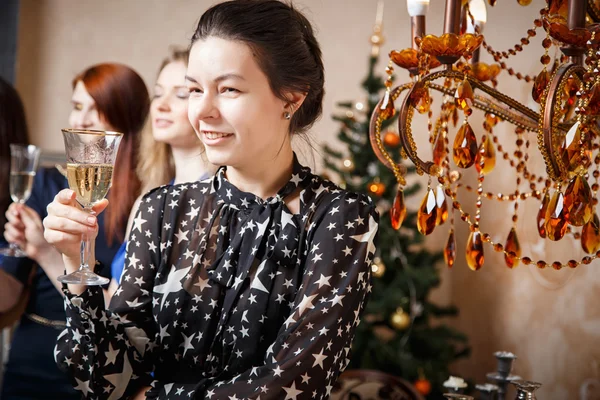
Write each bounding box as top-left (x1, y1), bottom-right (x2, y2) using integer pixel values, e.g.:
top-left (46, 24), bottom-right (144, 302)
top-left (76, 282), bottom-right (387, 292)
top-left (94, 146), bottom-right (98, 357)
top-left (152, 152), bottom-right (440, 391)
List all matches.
top-left (203, 131), bottom-right (233, 139)
top-left (154, 118), bottom-right (173, 128)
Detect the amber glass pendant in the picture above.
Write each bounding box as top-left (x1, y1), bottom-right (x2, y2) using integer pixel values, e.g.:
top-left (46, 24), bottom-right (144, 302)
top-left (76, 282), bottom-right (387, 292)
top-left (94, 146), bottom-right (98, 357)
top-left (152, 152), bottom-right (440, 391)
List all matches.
top-left (563, 175), bottom-right (593, 226)
top-left (504, 227), bottom-right (521, 268)
top-left (390, 189), bottom-right (407, 230)
top-left (435, 185), bottom-right (448, 226)
top-left (466, 231), bottom-right (484, 271)
top-left (581, 213), bottom-right (600, 254)
top-left (560, 121), bottom-right (583, 174)
top-left (537, 191), bottom-right (550, 238)
top-left (444, 229), bottom-right (456, 268)
top-left (545, 191), bottom-right (569, 241)
top-left (417, 188), bottom-right (438, 235)
top-left (453, 122), bottom-right (478, 168)
top-left (433, 131), bottom-right (447, 167)
top-left (455, 79), bottom-right (474, 115)
top-left (532, 69), bottom-right (550, 104)
top-left (475, 134), bottom-right (496, 175)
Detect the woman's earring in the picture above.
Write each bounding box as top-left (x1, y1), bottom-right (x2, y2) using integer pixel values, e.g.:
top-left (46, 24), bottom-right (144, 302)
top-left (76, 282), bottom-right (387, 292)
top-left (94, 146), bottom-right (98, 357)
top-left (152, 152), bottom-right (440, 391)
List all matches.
top-left (283, 103), bottom-right (294, 120)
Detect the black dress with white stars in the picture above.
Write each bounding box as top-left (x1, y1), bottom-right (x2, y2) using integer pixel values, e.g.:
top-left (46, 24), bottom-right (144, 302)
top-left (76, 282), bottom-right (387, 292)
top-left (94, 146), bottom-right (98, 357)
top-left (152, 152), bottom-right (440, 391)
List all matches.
top-left (55, 156), bottom-right (380, 400)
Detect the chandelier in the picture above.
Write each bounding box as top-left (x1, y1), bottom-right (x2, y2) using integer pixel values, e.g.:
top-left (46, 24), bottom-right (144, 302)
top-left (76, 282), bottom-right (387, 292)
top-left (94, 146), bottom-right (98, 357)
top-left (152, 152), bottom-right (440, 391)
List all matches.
top-left (369, 0), bottom-right (600, 271)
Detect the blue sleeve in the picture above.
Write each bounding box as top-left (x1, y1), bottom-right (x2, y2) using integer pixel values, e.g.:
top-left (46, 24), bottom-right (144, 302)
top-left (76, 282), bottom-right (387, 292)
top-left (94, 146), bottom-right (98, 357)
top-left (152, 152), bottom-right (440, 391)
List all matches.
top-left (0, 168), bottom-right (66, 283)
top-left (109, 241), bottom-right (127, 283)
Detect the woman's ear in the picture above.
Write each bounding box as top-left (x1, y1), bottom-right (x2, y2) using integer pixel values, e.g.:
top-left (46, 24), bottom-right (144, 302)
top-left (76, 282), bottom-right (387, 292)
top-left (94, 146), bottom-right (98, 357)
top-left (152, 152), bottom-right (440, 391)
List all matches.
top-left (285, 91), bottom-right (308, 113)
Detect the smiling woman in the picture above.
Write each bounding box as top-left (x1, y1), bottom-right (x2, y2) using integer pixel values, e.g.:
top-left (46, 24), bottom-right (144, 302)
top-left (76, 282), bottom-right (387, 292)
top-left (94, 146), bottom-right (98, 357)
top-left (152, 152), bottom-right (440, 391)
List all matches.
top-left (46, 2), bottom-right (380, 400)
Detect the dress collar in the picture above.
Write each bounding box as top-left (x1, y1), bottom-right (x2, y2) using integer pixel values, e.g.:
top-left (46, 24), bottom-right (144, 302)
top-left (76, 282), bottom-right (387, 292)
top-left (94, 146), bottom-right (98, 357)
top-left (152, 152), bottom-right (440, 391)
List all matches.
top-left (212, 153), bottom-right (312, 210)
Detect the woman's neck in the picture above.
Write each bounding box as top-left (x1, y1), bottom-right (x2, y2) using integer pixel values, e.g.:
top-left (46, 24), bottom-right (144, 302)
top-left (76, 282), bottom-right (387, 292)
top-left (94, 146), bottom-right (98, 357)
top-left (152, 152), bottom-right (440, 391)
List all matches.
top-left (226, 144), bottom-right (294, 200)
top-left (171, 145), bottom-right (209, 185)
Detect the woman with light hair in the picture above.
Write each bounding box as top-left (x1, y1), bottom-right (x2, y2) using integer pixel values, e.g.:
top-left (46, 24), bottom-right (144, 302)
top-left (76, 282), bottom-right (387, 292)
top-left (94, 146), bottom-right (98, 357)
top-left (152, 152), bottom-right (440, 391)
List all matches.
top-left (108, 48), bottom-right (214, 293)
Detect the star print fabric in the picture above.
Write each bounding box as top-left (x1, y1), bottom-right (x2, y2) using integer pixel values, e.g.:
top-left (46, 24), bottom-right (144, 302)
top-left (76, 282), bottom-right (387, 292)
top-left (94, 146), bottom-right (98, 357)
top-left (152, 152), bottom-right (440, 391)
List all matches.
top-left (55, 156), bottom-right (379, 400)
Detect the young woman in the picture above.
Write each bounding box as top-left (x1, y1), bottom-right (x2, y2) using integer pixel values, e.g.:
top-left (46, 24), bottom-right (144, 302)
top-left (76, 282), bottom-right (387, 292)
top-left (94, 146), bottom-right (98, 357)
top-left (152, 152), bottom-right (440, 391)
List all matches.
top-left (108, 48), bottom-right (213, 293)
top-left (0, 76), bottom-right (30, 310)
top-left (1, 63), bottom-right (149, 399)
top-left (45, 2), bottom-right (380, 399)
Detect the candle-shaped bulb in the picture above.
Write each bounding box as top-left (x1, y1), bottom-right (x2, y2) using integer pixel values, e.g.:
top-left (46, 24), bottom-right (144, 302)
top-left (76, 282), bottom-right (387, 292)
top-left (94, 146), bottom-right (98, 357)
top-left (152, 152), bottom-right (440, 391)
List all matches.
top-left (466, 0), bottom-right (487, 33)
top-left (407, 0), bottom-right (430, 17)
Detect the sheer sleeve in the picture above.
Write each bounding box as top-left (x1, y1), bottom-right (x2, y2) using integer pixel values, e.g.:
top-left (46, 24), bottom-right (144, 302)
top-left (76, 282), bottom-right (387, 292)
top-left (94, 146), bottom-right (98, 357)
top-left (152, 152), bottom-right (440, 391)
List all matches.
top-left (54, 187), bottom-right (168, 399)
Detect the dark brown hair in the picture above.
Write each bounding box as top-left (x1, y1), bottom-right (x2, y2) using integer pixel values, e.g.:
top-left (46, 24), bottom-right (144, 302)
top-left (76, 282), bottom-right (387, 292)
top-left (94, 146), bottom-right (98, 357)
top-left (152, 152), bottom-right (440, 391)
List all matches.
top-left (191, 0), bottom-right (325, 134)
top-left (73, 64), bottom-right (150, 245)
top-left (0, 77), bottom-right (30, 231)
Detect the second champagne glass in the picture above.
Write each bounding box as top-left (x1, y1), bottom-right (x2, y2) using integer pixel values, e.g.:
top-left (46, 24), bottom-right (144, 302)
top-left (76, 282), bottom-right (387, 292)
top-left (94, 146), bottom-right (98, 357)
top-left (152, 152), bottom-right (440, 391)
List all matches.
top-left (57, 129), bottom-right (122, 286)
top-left (0, 144), bottom-right (41, 257)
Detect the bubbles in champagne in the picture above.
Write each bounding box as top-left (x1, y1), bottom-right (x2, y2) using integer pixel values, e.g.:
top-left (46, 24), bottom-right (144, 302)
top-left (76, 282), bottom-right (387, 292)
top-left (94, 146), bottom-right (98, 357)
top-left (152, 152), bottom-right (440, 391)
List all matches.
top-left (10, 172), bottom-right (36, 203)
top-left (66, 163), bottom-right (114, 208)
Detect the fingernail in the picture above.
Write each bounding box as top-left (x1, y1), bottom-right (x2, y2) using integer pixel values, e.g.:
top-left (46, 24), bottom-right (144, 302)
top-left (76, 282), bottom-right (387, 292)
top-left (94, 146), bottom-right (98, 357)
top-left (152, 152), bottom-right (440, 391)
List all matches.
top-left (87, 216), bottom-right (96, 225)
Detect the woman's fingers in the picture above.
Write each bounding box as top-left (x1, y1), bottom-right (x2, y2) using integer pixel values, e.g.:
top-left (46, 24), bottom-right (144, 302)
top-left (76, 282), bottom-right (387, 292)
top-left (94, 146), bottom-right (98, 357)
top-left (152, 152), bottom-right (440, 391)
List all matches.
top-left (43, 214), bottom-right (97, 236)
top-left (3, 223), bottom-right (26, 247)
top-left (47, 201), bottom-right (97, 227)
top-left (43, 229), bottom-right (86, 247)
top-left (19, 205), bottom-right (43, 228)
top-left (5, 207), bottom-right (25, 230)
top-left (55, 189), bottom-right (77, 206)
top-left (91, 199), bottom-right (109, 215)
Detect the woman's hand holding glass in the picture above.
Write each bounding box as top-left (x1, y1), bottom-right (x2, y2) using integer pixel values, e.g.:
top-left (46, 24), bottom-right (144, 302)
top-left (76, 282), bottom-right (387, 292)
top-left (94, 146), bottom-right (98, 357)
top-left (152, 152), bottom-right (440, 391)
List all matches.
top-left (44, 189), bottom-right (109, 290)
top-left (4, 203), bottom-right (50, 262)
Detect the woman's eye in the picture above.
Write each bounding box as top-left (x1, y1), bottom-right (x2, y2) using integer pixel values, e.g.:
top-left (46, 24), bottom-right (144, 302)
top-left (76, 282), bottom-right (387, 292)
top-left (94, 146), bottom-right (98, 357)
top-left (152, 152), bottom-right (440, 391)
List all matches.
top-left (223, 87), bottom-right (239, 93)
top-left (176, 90), bottom-right (190, 99)
top-left (188, 87), bottom-right (203, 94)
top-left (72, 103), bottom-right (83, 111)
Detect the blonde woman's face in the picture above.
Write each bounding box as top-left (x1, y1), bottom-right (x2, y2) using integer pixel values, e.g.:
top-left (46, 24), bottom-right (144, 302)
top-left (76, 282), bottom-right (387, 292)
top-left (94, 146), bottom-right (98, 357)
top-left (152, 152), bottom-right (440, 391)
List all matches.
top-left (68, 81), bottom-right (110, 130)
top-left (151, 61), bottom-right (198, 148)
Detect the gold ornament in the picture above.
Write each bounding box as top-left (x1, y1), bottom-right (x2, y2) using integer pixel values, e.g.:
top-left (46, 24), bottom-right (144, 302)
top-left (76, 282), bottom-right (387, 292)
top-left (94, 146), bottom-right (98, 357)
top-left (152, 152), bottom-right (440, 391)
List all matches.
top-left (371, 257), bottom-right (386, 278)
top-left (390, 308), bottom-right (410, 330)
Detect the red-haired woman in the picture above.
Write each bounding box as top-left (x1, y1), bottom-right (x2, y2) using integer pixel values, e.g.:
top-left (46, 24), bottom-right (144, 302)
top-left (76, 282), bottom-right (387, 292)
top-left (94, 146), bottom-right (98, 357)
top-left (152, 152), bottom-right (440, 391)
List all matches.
top-left (1, 63), bottom-right (149, 399)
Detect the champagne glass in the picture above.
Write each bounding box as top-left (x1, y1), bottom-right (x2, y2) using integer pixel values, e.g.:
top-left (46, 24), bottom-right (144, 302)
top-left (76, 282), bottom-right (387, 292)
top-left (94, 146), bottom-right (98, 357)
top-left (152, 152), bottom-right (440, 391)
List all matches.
top-left (0, 144), bottom-right (42, 257)
top-left (57, 129), bottom-right (122, 286)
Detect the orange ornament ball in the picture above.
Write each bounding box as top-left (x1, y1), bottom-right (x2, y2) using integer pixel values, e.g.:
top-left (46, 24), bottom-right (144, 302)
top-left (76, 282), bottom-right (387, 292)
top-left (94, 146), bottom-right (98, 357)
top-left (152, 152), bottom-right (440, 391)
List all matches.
top-left (368, 181), bottom-right (386, 196)
top-left (383, 131), bottom-right (400, 147)
top-left (414, 378), bottom-right (432, 396)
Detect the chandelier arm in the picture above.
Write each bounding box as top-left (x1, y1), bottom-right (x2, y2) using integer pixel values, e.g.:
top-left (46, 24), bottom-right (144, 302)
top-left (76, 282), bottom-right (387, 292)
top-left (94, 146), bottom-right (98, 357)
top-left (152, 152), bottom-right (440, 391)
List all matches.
top-left (427, 83), bottom-right (539, 131)
top-left (368, 83), bottom-right (413, 185)
top-left (540, 63), bottom-right (586, 181)
top-left (588, 0), bottom-right (600, 22)
top-left (417, 70), bottom-right (539, 121)
top-left (397, 83), bottom-right (435, 176)
top-left (394, 69), bottom-right (542, 178)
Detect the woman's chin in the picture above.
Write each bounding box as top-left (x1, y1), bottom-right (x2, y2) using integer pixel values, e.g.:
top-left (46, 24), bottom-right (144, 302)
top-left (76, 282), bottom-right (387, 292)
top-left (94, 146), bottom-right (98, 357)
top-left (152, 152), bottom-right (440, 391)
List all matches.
top-left (204, 149), bottom-right (234, 167)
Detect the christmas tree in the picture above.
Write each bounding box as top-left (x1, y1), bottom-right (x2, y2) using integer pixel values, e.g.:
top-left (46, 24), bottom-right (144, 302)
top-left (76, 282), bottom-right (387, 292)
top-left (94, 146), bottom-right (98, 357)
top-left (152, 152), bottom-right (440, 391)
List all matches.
top-left (322, 18), bottom-right (470, 400)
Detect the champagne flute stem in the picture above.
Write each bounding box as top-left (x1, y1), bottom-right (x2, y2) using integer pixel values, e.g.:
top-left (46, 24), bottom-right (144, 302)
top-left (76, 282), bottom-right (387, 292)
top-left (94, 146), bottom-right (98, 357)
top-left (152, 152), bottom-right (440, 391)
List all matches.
top-left (79, 207), bottom-right (95, 272)
top-left (11, 199), bottom-right (27, 255)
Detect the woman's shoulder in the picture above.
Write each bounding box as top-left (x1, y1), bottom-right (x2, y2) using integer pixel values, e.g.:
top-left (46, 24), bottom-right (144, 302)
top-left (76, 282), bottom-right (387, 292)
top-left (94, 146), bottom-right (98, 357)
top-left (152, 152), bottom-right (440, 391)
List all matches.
top-left (303, 174), bottom-right (376, 215)
top-left (139, 178), bottom-right (214, 212)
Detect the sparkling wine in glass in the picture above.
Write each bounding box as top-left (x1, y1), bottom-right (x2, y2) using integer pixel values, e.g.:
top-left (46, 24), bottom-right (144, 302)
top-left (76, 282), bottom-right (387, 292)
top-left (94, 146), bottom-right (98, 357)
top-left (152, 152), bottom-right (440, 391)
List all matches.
top-left (57, 129), bottom-right (122, 286)
top-left (0, 144), bottom-right (41, 257)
